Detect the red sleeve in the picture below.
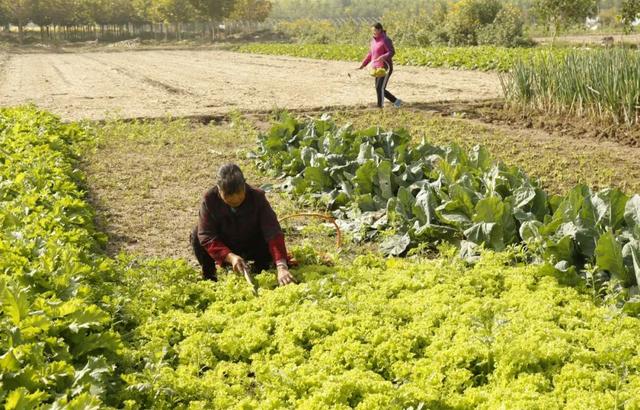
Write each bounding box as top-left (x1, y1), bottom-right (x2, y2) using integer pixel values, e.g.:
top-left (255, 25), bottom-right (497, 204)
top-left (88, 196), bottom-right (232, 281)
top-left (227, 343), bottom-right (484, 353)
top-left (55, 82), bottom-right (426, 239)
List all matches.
top-left (256, 191), bottom-right (291, 265)
top-left (268, 233), bottom-right (289, 265)
top-left (205, 240), bottom-right (231, 267)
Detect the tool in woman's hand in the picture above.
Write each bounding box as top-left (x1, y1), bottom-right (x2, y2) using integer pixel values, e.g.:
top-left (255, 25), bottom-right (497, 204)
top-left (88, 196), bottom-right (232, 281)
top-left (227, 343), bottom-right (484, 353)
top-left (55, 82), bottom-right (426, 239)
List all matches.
top-left (242, 264), bottom-right (259, 296)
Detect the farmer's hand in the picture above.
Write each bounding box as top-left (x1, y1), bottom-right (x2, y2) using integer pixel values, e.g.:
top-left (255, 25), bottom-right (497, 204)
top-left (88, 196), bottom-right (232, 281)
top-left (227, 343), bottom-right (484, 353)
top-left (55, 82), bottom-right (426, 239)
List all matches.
top-left (277, 265), bottom-right (297, 286)
top-left (226, 253), bottom-right (247, 274)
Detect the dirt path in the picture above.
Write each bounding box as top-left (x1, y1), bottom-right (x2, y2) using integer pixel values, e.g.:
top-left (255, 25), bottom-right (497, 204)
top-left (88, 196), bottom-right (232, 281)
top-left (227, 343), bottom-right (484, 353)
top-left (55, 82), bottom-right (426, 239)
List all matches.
top-left (534, 33), bottom-right (640, 45)
top-left (0, 49), bottom-right (500, 121)
top-left (0, 52), bottom-right (8, 81)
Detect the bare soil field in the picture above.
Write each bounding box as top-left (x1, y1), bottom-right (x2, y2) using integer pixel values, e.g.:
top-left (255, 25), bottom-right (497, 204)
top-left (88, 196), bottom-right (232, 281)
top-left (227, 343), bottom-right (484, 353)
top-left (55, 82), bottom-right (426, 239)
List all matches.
top-left (0, 49), bottom-right (500, 121)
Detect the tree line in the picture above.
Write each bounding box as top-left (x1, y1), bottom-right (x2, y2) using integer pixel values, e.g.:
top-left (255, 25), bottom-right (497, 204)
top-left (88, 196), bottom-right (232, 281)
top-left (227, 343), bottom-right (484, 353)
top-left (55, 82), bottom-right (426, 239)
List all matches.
top-left (271, 0), bottom-right (640, 33)
top-left (2, 0), bottom-right (640, 45)
top-left (0, 0), bottom-right (272, 43)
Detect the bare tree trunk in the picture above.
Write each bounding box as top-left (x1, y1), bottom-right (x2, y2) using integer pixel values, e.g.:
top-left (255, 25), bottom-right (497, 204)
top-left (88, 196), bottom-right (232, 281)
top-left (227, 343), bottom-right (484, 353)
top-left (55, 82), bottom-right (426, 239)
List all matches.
top-left (551, 20), bottom-right (559, 48)
top-left (18, 21), bottom-right (24, 44)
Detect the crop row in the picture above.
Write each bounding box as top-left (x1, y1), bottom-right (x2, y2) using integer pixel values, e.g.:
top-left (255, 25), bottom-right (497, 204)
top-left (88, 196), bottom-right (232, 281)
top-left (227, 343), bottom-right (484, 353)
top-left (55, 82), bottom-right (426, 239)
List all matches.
top-left (501, 48), bottom-right (640, 127)
top-left (254, 114), bottom-right (640, 310)
top-left (229, 43), bottom-right (566, 72)
top-left (0, 107), bottom-right (121, 408)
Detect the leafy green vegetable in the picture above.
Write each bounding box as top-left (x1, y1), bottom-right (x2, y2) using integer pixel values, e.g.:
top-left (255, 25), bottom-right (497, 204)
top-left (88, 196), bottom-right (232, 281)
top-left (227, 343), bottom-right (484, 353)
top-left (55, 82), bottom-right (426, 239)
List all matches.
top-left (622, 240), bottom-right (640, 287)
top-left (626, 194), bottom-right (640, 236)
top-left (228, 43), bottom-right (571, 72)
top-left (4, 106), bottom-right (640, 409)
top-left (110, 250), bottom-right (640, 409)
top-left (380, 233), bottom-right (411, 256)
top-left (0, 107), bottom-right (120, 408)
top-left (595, 231), bottom-right (631, 286)
top-left (255, 114), bottom-right (640, 294)
top-left (0, 287), bottom-right (29, 326)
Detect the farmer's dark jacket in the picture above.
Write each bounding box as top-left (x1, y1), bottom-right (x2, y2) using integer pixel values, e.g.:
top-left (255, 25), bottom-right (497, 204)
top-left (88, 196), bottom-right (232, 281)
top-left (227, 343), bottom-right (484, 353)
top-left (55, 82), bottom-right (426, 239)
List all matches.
top-left (197, 184), bottom-right (288, 267)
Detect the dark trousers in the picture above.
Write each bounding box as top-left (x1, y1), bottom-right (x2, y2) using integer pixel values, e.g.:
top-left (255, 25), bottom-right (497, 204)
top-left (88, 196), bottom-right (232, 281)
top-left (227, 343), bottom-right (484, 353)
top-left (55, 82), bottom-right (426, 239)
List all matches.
top-left (190, 226), bottom-right (272, 281)
top-left (375, 64), bottom-right (397, 108)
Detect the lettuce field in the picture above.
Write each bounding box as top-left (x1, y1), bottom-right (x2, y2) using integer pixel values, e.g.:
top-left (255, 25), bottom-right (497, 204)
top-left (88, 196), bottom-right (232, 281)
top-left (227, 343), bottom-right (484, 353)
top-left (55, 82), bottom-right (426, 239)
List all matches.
top-left (2, 106), bottom-right (640, 409)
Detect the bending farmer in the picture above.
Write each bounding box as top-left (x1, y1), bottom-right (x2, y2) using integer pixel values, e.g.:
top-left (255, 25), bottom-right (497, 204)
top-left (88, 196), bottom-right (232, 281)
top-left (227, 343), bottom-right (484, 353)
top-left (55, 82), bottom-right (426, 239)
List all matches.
top-left (358, 22), bottom-right (402, 109)
top-left (191, 163), bottom-right (296, 286)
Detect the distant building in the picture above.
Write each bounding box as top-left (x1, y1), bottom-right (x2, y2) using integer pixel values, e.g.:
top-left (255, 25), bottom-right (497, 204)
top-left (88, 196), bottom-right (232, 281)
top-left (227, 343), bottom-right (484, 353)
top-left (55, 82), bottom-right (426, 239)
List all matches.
top-left (586, 17), bottom-right (600, 30)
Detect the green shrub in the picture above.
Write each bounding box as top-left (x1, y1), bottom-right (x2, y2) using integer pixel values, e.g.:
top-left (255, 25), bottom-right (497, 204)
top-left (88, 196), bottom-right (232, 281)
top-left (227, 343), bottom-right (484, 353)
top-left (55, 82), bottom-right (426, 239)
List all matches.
top-left (477, 4), bottom-right (531, 47)
top-left (275, 18), bottom-right (338, 44)
top-left (384, 6), bottom-right (449, 47)
top-left (269, 1), bottom-right (532, 48)
top-left (445, 0), bottom-right (532, 47)
top-left (446, 0), bottom-right (502, 46)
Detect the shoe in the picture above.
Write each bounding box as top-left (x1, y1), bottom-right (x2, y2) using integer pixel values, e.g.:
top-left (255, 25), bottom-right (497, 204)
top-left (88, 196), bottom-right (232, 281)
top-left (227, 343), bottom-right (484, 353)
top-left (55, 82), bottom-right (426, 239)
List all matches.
top-left (393, 99), bottom-right (402, 108)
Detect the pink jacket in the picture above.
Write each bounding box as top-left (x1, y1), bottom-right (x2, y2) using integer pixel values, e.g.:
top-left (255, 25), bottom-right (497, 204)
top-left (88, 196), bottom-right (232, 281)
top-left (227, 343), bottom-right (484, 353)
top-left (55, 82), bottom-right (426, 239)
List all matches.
top-left (361, 33), bottom-right (395, 69)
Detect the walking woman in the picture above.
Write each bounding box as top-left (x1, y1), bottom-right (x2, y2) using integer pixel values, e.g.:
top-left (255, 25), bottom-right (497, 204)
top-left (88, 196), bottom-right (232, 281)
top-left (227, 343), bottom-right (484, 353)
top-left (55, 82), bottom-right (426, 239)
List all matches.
top-left (358, 22), bottom-right (402, 109)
